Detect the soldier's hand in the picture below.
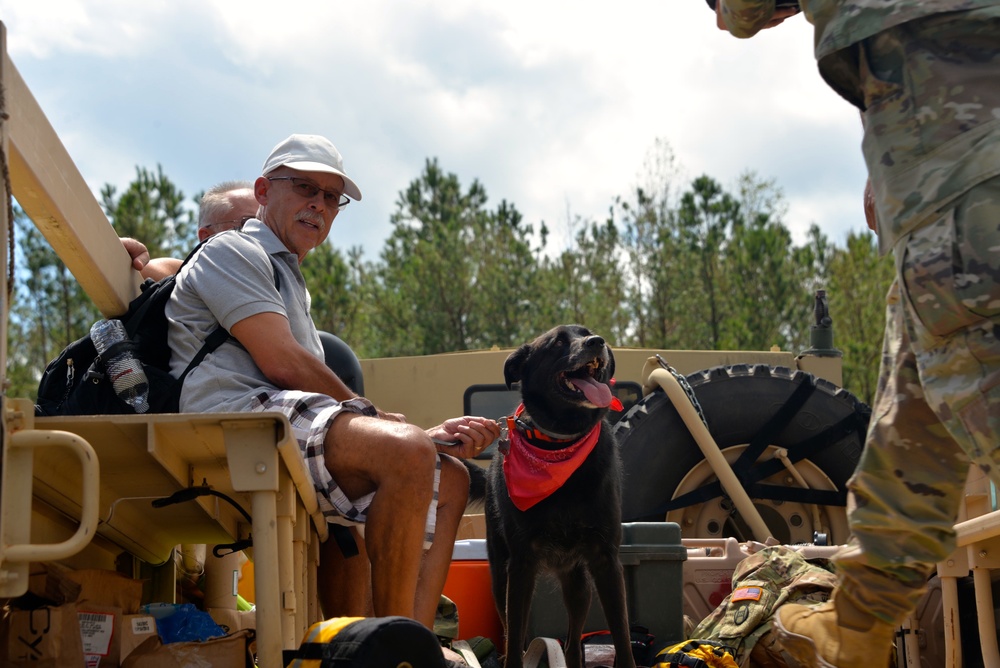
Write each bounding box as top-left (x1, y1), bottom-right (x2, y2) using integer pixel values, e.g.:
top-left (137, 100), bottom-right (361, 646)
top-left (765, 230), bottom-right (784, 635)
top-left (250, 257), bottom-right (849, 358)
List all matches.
top-left (715, 2), bottom-right (800, 32)
top-left (864, 178), bottom-right (878, 232)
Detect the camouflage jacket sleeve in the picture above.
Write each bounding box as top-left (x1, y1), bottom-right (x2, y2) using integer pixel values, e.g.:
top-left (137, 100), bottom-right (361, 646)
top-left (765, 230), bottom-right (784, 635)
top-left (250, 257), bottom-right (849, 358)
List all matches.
top-left (719, 0), bottom-right (777, 37)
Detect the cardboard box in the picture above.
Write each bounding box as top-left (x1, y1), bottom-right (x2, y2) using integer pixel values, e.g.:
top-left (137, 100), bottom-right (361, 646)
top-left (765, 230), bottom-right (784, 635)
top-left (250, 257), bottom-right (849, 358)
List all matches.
top-left (78, 604), bottom-right (121, 667)
top-left (121, 629), bottom-right (253, 668)
top-left (26, 562), bottom-right (82, 607)
top-left (1, 603), bottom-right (85, 667)
top-left (456, 513), bottom-right (486, 540)
top-left (207, 608), bottom-right (256, 635)
top-left (207, 609), bottom-right (256, 657)
top-left (67, 569), bottom-right (144, 614)
top-left (1, 602), bottom-right (125, 667)
top-left (120, 615), bottom-right (158, 662)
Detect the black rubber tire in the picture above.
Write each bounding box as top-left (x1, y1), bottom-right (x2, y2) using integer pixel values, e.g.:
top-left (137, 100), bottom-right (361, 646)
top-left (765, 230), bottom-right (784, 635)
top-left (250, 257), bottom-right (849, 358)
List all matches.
top-left (613, 364), bottom-right (870, 543)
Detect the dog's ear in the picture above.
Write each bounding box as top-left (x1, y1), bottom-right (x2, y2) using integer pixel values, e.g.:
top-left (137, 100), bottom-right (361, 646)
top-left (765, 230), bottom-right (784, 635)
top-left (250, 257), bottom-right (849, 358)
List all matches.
top-left (607, 346), bottom-right (616, 380)
top-left (503, 344), bottom-right (531, 389)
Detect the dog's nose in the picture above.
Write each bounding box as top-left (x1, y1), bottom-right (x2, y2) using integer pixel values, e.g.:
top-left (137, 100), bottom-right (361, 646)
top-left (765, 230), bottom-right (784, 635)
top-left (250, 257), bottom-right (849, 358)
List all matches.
top-left (584, 335), bottom-right (605, 348)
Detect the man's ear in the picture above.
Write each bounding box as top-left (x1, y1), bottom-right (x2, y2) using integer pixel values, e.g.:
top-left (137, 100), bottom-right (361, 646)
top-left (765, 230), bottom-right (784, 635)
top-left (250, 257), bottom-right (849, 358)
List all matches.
top-left (253, 176), bottom-right (271, 205)
top-left (503, 344), bottom-right (531, 389)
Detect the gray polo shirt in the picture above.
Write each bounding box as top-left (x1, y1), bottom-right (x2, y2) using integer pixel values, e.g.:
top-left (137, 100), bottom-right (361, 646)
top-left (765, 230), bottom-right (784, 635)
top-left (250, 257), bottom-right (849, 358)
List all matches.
top-left (166, 219), bottom-right (323, 413)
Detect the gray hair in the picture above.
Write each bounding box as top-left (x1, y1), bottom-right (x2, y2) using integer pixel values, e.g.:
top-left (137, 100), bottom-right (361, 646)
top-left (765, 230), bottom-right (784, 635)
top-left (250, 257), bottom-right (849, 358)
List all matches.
top-left (198, 180), bottom-right (255, 229)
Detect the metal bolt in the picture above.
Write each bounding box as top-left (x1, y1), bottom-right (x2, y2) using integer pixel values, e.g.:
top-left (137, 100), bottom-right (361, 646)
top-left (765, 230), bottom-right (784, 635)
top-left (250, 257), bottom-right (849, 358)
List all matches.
top-left (255, 462), bottom-right (267, 474)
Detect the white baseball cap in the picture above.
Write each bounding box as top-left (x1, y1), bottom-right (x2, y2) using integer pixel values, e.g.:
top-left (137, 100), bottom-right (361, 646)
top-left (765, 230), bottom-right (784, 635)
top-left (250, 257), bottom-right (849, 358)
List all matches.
top-left (261, 134), bottom-right (362, 201)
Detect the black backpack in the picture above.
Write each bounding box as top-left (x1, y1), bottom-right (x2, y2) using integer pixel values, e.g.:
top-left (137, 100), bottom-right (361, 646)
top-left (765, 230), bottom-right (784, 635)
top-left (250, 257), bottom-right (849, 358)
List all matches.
top-left (33, 243), bottom-right (262, 416)
top-left (283, 616), bottom-right (456, 668)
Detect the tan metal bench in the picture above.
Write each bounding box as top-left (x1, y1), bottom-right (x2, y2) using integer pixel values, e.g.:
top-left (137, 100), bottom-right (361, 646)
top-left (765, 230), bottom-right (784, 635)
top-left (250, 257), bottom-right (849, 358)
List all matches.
top-left (3, 401), bottom-right (327, 666)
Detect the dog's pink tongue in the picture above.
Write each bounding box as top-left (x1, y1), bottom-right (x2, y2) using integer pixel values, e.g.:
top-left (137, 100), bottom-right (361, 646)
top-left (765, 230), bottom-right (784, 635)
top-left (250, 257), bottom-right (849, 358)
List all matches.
top-left (569, 377), bottom-right (614, 408)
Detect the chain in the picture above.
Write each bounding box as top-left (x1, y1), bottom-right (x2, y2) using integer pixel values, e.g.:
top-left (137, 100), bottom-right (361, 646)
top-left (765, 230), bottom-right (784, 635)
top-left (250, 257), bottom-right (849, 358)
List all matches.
top-left (655, 354), bottom-right (708, 426)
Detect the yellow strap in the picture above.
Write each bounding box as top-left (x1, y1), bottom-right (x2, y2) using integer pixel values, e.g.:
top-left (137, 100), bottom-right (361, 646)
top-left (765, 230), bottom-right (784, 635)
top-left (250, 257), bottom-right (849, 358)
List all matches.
top-left (657, 640), bottom-right (739, 668)
top-left (287, 617), bottom-right (367, 668)
top-left (303, 616), bottom-right (366, 643)
top-left (685, 645), bottom-right (738, 668)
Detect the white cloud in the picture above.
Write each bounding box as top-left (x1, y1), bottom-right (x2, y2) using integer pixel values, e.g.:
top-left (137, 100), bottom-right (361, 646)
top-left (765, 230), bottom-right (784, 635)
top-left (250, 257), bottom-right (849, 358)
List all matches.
top-left (0, 0), bottom-right (869, 258)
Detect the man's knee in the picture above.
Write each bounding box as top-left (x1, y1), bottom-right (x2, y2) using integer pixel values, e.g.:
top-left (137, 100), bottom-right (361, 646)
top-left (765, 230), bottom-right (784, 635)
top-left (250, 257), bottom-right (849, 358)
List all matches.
top-left (438, 455), bottom-right (472, 505)
top-left (325, 418), bottom-right (438, 497)
top-left (389, 424), bottom-right (439, 469)
top-left (363, 424), bottom-right (440, 493)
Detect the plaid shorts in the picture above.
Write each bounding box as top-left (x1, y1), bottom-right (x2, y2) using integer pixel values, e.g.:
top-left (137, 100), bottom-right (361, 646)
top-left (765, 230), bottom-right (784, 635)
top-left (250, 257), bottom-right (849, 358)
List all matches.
top-left (250, 389), bottom-right (441, 548)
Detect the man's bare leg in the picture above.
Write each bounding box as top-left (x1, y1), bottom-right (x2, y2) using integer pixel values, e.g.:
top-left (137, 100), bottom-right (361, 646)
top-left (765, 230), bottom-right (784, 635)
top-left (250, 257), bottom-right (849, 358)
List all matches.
top-left (318, 459), bottom-right (469, 626)
top-left (414, 455), bottom-right (471, 627)
top-left (318, 527), bottom-right (372, 618)
top-left (323, 414), bottom-right (437, 619)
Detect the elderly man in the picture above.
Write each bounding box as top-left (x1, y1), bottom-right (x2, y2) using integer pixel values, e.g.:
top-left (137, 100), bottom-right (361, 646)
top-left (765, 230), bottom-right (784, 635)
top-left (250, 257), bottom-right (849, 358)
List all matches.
top-left (165, 134), bottom-right (499, 627)
top-left (125, 179), bottom-right (378, 614)
top-left (122, 180), bottom-right (258, 281)
top-left (712, 2), bottom-right (1000, 666)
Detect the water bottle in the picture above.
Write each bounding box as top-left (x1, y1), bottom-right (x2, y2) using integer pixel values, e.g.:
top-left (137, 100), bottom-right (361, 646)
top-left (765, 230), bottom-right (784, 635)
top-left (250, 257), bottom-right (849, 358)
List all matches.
top-left (90, 319), bottom-right (150, 413)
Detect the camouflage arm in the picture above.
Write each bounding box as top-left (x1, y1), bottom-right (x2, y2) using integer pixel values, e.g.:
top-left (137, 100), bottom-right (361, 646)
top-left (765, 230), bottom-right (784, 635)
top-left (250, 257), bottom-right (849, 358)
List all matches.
top-left (719, 0), bottom-right (776, 38)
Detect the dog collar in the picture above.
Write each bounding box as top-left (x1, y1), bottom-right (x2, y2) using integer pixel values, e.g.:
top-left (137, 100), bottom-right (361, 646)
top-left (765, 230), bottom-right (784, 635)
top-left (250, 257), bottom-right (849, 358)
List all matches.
top-left (503, 404), bottom-right (588, 445)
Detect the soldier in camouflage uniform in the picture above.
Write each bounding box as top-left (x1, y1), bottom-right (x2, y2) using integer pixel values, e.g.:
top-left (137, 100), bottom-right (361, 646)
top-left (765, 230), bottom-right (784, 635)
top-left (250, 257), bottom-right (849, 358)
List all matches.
top-left (712, 1), bottom-right (1000, 666)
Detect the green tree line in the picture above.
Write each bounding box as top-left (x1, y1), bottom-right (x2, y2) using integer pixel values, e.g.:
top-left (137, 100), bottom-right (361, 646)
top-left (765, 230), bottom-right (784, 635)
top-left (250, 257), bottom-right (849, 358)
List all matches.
top-left (6, 148), bottom-right (894, 405)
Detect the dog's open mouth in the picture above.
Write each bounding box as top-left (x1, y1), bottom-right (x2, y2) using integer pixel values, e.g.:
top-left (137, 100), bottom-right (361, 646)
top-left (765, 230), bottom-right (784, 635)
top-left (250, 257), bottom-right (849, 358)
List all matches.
top-left (560, 358), bottom-right (614, 408)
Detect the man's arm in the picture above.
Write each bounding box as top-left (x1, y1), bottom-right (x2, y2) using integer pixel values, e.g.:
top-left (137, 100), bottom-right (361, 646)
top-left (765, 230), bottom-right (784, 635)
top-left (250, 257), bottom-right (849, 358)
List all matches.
top-left (231, 311), bottom-right (359, 402)
top-left (230, 312), bottom-right (498, 446)
top-left (120, 237), bottom-right (183, 281)
top-left (143, 258), bottom-right (183, 281)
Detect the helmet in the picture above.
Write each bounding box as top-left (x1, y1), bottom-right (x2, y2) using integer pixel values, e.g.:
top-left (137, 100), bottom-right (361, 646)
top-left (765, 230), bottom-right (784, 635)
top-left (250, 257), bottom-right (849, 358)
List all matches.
top-left (319, 331), bottom-right (365, 396)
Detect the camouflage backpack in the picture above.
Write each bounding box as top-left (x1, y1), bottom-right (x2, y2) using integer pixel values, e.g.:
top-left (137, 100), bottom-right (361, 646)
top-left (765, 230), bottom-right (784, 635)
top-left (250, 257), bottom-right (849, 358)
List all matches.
top-left (656, 545), bottom-right (837, 668)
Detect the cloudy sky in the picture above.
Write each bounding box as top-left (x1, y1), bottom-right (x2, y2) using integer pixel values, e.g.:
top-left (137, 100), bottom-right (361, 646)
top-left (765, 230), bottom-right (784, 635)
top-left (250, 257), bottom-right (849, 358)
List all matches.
top-left (1, 0), bottom-right (870, 259)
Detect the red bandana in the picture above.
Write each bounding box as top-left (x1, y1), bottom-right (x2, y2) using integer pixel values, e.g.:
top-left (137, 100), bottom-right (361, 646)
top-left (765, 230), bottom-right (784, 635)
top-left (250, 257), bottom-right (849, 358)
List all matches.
top-left (502, 415), bottom-right (601, 511)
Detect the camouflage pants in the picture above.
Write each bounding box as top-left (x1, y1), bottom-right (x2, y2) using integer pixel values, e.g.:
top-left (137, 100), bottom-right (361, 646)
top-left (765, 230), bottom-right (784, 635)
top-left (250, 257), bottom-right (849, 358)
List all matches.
top-left (828, 6), bottom-right (1000, 624)
top-left (835, 178), bottom-right (1000, 624)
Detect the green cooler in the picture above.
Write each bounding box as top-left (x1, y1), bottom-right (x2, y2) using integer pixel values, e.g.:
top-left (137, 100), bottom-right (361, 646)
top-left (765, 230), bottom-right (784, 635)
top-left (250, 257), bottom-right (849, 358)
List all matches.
top-left (527, 522), bottom-right (687, 653)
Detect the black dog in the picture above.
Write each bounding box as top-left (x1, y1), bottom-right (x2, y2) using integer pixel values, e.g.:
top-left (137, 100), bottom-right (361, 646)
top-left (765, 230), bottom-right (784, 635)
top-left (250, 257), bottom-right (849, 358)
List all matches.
top-left (483, 325), bottom-right (635, 668)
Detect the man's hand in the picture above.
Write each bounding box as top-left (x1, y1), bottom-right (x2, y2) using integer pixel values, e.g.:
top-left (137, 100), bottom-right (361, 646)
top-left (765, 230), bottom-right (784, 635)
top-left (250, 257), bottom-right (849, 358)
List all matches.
top-left (715, 1), bottom-right (800, 34)
top-left (428, 416), bottom-right (501, 459)
top-left (120, 237), bottom-right (150, 271)
top-left (864, 178), bottom-right (878, 232)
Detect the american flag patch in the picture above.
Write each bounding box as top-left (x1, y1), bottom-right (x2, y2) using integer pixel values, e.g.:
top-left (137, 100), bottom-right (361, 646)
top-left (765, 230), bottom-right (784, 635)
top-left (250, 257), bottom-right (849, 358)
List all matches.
top-left (731, 586), bottom-right (763, 602)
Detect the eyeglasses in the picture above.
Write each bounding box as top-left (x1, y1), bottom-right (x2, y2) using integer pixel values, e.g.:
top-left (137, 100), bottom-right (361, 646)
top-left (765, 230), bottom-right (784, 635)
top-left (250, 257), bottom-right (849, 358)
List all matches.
top-left (206, 214), bottom-right (255, 232)
top-left (267, 176), bottom-right (351, 210)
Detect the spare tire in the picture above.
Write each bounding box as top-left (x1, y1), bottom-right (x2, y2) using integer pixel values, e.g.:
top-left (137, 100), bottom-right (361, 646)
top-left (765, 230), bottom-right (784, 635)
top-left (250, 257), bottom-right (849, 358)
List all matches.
top-left (613, 364), bottom-right (870, 544)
